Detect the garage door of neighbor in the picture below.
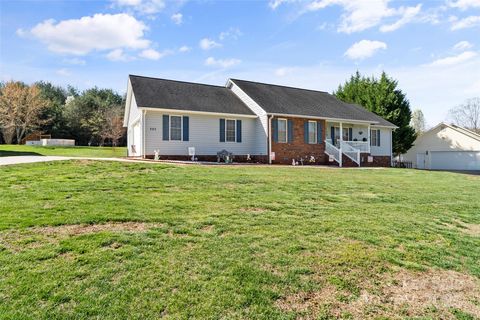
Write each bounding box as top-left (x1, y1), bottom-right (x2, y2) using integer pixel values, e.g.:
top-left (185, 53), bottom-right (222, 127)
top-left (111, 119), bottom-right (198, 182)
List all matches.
top-left (429, 151), bottom-right (480, 170)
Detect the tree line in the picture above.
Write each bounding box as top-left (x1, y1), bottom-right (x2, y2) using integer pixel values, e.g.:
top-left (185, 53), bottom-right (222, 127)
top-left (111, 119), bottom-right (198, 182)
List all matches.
top-left (0, 81), bottom-right (126, 146)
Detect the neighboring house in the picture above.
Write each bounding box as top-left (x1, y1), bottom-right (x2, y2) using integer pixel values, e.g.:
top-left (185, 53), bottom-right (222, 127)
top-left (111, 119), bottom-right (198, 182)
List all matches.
top-left (402, 123), bottom-right (480, 170)
top-left (123, 75), bottom-right (397, 166)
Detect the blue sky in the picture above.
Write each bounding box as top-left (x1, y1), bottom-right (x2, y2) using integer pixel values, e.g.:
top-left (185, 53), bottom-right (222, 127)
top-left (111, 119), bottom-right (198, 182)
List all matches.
top-left (1, 0), bottom-right (479, 126)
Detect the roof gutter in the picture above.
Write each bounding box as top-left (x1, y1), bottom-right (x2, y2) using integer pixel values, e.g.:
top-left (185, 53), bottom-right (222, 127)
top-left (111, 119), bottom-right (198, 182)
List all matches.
top-left (138, 107), bottom-right (258, 119)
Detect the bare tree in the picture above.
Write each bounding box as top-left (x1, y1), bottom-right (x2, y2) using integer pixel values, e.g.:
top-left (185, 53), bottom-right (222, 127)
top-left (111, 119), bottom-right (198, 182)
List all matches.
top-left (410, 109), bottom-right (426, 134)
top-left (99, 106), bottom-right (125, 147)
top-left (448, 97), bottom-right (480, 133)
top-left (0, 81), bottom-right (50, 144)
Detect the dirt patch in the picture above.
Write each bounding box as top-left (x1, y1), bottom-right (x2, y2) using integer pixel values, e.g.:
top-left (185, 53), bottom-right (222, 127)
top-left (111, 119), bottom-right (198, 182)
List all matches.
top-left (200, 225), bottom-right (214, 233)
top-left (33, 222), bottom-right (162, 236)
top-left (444, 219), bottom-right (480, 237)
top-left (276, 268), bottom-right (480, 319)
top-left (240, 207), bottom-right (267, 213)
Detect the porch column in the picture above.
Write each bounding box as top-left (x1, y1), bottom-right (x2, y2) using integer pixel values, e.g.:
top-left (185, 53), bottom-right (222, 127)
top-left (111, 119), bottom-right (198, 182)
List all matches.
top-left (339, 122), bottom-right (343, 167)
top-left (367, 124), bottom-right (371, 154)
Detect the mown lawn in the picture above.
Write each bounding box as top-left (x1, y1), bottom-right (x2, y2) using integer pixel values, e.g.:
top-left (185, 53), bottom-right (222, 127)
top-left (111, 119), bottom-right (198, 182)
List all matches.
top-left (0, 161), bottom-right (479, 319)
top-left (0, 145), bottom-right (126, 158)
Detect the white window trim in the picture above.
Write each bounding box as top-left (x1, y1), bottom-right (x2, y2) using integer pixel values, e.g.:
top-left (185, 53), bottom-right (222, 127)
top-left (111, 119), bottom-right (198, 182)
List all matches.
top-left (225, 118), bottom-right (237, 143)
top-left (170, 115), bottom-right (183, 141)
top-left (308, 121), bottom-right (317, 144)
top-left (370, 129), bottom-right (380, 147)
top-left (277, 118), bottom-right (288, 143)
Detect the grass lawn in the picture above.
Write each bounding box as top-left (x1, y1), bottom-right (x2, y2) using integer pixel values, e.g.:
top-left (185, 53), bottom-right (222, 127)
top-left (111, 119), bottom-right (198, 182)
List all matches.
top-left (0, 161), bottom-right (479, 319)
top-left (0, 145), bottom-right (127, 158)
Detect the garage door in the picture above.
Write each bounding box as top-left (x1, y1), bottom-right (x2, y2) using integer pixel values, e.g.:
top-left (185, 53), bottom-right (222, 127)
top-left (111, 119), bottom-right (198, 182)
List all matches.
top-left (429, 151), bottom-right (480, 170)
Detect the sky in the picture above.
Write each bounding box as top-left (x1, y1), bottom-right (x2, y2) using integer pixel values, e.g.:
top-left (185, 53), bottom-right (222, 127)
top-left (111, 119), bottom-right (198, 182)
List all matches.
top-left (1, 0), bottom-right (479, 127)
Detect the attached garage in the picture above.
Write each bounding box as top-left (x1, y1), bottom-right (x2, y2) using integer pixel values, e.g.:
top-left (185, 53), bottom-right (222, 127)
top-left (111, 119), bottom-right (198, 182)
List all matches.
top-left (403, 123), bottom-right (480, 171)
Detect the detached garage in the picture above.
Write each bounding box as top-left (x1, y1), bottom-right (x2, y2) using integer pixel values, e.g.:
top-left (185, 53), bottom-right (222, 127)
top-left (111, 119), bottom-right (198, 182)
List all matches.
top-left (403, 123), bottom-right (480, 171)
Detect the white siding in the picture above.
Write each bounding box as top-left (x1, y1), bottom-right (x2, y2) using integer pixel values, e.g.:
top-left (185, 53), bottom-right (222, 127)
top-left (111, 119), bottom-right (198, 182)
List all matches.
top-left (370, 127), bottom-right (392, 156)
top-left (144, 111), bottom-right (264, 156)
top-left (126, 94), bottom-right (143, 156)
top-left (402, 124), bottom-right (480, 168)
top-left (228, 80), bottom-right (268, 154)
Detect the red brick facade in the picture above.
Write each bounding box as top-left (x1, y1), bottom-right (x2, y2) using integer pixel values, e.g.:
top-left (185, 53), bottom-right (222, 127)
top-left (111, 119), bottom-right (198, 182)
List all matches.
top-left (271, 117), bottom-right (328, 165)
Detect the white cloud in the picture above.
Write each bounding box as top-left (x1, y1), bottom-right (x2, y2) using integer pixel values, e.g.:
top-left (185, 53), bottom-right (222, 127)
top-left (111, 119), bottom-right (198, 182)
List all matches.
top-left (380, 4), bottom-right (422, 32)
top-left (269, 0), bottom-right (293, 9)
top-left (205, 57), bottom-right (241, 68)
top-left (28, 14), bottom-right (150, 55)
top-left (56, 68), bottom-right (71, 76)
top-left (171, 13), bottom-right (183, 25)
top-left (16, 28), bottom-right (27, 37)
top-left (450, 15), bottom-right (480, 30)
top-left (344, 40), bottom-right (387, 60)
top-left (106, 49), bottom-right (131, 61)
top-left (219, 27), bottom-right (242, 41)
top-left (427, 51), bottom-right (477, 67)
top-left (111, 0), bottom-right (165, 14)
top-left (63, 58), bottom-right (86, 65)
top-left (453, 41), bottom-right (473, 51)
top-left (179, 45), bottom-right (191, 53)
top-left (448, 0), bottom-right (480, 10)
top-left (199, 38), bottom-right (221, 50)
top-left (139, 48), bottom-right (172, 60)
top-left (275, 67), bottom-right (296, 76)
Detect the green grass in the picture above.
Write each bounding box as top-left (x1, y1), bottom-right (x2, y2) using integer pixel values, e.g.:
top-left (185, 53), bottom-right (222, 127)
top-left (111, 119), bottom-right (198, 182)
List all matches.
top-left (0, 161), bottom-right (479, 319)
top-left (0, 144), bottom-right (126, 158)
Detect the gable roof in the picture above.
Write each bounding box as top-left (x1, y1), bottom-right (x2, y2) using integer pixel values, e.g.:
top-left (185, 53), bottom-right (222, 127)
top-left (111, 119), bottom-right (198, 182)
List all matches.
top-left (230, 79), bottom-right (396, 127)
top-left (129, 75), bottom-right (255, 116)
top-left (430, 123), bottom-right (480, 142)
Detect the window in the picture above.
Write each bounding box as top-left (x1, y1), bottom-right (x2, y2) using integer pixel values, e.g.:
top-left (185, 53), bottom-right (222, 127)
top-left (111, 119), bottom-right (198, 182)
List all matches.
top-left (226, 119), bottom-right (236, 142)
top-left (277, 119), bottom-right (287, 143)
top-left (308, 121), bottom-right (317, 144)
top-left (371, 129), bottom-right (380, 146)
top-left (170, 116), bottom-right (182, 141)
top-left (342, 128), bottom-right (351, 141)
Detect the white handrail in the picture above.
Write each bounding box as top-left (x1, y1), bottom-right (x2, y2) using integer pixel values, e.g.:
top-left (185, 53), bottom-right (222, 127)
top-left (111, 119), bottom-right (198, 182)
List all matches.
top-left (325, 140), bottom-right (341, 165)
top-left (341, 142), bottom-right (361, 166)
top-left (344, 141), bottom-right (369, 153)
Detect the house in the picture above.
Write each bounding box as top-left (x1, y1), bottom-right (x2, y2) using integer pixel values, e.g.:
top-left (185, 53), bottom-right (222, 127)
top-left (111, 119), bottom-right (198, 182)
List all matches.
top-left (123, 75), bottom-right (397, 166)
top-left (402, 123), bottom-right (480, 170)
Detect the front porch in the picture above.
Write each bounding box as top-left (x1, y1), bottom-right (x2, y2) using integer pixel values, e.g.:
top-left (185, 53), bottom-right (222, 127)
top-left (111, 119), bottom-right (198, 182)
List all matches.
top-left (325, 121), bottom-right (372, 167)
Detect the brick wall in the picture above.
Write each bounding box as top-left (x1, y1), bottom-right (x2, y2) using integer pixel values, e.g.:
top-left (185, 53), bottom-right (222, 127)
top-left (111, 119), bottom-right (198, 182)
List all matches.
top-left (271, 117), bottom-right (328, 165)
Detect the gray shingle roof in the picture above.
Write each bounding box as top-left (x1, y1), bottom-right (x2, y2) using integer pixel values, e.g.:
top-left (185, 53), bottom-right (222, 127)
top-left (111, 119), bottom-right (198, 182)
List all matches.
top-left (129, 75), bottom-right (255, 116)
top-left (231, 79), bottom-right (396, 127)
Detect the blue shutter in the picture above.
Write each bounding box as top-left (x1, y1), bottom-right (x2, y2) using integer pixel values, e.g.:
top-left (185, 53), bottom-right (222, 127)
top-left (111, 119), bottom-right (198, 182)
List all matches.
top-left (348, 128), bottom-right (353, 141)
top-left (330, 126), bottom-right (335, 144)
top-left (317, 121), bottom-right (322, 144)
top-left (304, 121), bottom-right (309, 144)
top-left (182, 116), bottom-right (189, 141)
top-left (162, 115), bottom-right (169, 141)
top-left (287, 119), bottom-right (293, 143)
top-left (236, 120), bottom-right (242, 143)
top-left (377, 130), bottom-right (381, 147)
top-left (219, 119), bottom-right (225, 142)
top-left (272, 118), bottom-right (278, 143)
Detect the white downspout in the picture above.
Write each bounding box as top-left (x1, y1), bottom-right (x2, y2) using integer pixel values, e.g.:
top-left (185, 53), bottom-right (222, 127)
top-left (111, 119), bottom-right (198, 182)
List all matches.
top-left (268, 115), bottom-right (273, 164)
top-left (367, 124), bottom-right (371, 154)
top-left (142, 109), bottom-right (146, 158)
top-left (339, 122), bottom-right (343, 167)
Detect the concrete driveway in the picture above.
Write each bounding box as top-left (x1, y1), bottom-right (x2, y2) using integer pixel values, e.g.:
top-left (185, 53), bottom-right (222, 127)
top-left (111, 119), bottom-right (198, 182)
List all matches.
top-left (0, 156), bottom-right (138, 166)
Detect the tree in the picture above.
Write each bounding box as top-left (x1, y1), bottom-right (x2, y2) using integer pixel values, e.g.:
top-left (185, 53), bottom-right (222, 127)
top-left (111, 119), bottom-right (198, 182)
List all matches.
top-left (334, 71), bottom-right (416, 155)
top-left (35, 81), bottom-right (68, 138)
top-left (448, 97), bottom-right (480, 133)
top-left (99, 106), bottom-right (125, 147)
top-left (0, 81), bottom-right (50, 144)
top-left (410, 109), bottom-right (426, 134)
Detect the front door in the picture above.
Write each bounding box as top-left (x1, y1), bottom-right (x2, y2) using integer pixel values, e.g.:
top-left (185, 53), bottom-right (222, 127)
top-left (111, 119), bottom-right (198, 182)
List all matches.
top-left (416, 153), bottom-right (425, 169)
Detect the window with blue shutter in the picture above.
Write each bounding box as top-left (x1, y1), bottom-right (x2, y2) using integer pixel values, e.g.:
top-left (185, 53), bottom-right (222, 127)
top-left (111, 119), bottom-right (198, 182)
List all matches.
top-left (304, 121), bottom-right (309, 144)
top-left (377, 130), bottom-right (381, 146)
top-left (162, 115), bottom-right (169, 140)
top-left (348, 128), bottom-right (353, 142)
top-left (236, 120), bottom-right (242, 143)
top-left (287, 119), bottom-right (293, 143)
top-left (182, 116), bottom-right (189, 141)
top-left (272, 118), bottom-right (278, 143)
top-left (317, 121), bottom-right (322, 144)
top-left (219, 119), bottom-right (225, 142)
top-left (330, 126), bottom-right (335, 144)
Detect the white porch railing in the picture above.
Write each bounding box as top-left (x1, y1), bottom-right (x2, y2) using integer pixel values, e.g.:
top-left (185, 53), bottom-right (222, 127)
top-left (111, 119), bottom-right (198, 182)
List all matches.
top-left (325, 140), bottom-right (341, 165)
top-left (344, 141), bottom-right (370, 153)
top-left (340, 141), bottom-right (361, 166)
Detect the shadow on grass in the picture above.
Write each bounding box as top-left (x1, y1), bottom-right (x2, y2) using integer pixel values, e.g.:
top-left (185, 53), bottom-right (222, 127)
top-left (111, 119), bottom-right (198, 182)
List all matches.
top-left (0, 150), bottom-right (43, 157)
